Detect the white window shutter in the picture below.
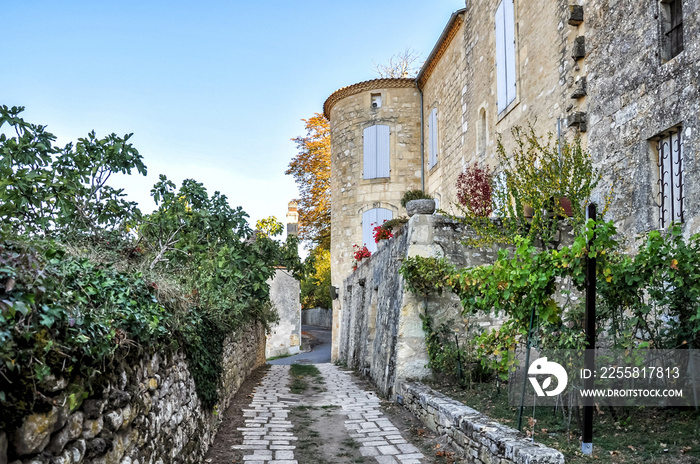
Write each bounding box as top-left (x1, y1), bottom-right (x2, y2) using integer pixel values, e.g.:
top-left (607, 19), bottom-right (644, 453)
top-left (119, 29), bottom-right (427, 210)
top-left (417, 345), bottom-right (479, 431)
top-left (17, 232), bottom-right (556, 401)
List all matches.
top-left (376, 125), bottom-right (390, 177)
top-left (364, 125), bottom-right (390, 179)
top-left (362, 208), bottom-right (393, 253)
top-left (504, 0), bottom-right (517, 106)
top-left (495, 1), bottom-right (508, 113)
top-left (363, 126), bottom-right (377, 179)
top-left (429, 108), bottom-right (438, 168)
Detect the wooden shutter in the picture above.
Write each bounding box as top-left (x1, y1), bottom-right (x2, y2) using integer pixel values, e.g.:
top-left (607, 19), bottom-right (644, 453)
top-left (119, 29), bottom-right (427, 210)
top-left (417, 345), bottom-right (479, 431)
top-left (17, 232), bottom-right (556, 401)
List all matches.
top-left (429, 108), bottom-right (438, 168)
top-left (495, 1), bottom-right (508, 113)
top-left (364, 125), bottom-right (390, 179)
top-left (363, 126), bottom-right (377, 179)
top-left (496, 0), bottom-right (516, 113)
top-left (504, 0), bottom-right (517, 106)
top-left (362, 208), bottom-right (393, 253)
top-left (376, 125), bottom-right (390, 177)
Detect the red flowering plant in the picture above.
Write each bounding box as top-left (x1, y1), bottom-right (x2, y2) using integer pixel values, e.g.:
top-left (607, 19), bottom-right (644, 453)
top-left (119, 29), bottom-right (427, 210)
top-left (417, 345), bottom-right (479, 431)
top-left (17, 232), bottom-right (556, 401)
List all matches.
top-left (372, 220), bottom-right (394, 243)
top-left (456, 163), bottom-right (494, 218)
top-left (352, 244), bottom-right (371, 267)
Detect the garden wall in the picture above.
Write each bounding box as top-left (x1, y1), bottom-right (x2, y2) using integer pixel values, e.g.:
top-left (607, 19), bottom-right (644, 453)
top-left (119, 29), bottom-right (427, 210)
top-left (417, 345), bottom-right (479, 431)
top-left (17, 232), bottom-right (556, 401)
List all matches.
top-left (301, 307), bottom-right (332, 328)
top-left (0, 322), bottom-right (266, 464)
top-left (339, 213), bottom-right (575, 398)
top-left (396, 381), bottom-right (565, 464)
top-left (339, 213), bottom-right (506, 397)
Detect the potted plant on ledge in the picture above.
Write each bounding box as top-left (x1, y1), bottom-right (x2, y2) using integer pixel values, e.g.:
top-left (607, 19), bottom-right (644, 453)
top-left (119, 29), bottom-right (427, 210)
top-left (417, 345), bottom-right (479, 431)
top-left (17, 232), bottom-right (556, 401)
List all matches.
top-left (401, 189), bottom-right (435, 217)
top-left (352, 244), bottom-right (371, 271)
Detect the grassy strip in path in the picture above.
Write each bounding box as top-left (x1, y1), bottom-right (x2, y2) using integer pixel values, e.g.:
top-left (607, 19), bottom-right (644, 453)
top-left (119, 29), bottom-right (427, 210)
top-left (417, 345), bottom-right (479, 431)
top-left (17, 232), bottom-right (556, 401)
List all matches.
top-left (289, 363), bottom-right (324, 394)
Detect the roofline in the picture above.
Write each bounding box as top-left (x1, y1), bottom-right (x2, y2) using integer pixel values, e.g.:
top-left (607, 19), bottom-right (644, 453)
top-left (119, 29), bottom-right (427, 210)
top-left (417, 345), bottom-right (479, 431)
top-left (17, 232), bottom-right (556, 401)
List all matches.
top-left (323, 78), bottom-right (416, 120)
top-left (416, 8), bottom-right (466, 89)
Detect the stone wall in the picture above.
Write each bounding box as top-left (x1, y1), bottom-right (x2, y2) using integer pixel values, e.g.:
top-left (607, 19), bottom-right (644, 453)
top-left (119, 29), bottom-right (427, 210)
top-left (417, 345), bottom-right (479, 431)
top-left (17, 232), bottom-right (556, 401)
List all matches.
top-left (0, 323), bottom-right (266, 464)
top-left (265, 270), bottom-right (301, 359)
top-left (339, 213), bottom-right (503, 397)
top-left (425, 0), bottom-right (575, 214)
top-left (301, 307), bottom-right (332, 328)
top-left (585, 0), bottom-right (700, 238)
top-left (396, 381), bottom-right (565, 464)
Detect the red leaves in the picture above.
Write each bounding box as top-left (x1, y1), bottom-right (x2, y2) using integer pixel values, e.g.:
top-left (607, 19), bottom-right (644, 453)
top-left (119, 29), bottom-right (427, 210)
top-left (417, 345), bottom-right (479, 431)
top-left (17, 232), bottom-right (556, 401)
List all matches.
top-left (456, 163), bottom-right (493, 218)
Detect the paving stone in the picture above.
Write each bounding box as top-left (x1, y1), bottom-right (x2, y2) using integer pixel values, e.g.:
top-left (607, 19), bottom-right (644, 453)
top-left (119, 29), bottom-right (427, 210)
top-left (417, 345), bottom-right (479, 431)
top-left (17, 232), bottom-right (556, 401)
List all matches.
top-left (359, 446), bottom-right (379, 456)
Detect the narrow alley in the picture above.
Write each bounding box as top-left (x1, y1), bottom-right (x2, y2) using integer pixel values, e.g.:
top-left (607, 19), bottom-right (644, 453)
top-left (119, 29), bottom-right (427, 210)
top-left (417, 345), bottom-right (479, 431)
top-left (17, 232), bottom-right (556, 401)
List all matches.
top-left (205, 327), bottom-right (464, 464)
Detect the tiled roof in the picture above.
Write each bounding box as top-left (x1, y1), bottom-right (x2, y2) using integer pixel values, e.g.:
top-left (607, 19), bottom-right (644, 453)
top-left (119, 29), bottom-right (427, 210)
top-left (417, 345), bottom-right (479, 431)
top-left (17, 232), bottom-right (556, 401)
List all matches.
top-left (323, 78), bottom-right (416, 120)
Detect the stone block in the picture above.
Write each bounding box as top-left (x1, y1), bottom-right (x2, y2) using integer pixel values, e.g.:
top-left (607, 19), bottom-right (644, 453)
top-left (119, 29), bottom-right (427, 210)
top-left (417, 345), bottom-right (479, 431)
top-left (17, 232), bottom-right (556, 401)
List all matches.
top-left (572, 36), bottom-right (585, 61)
top-left (47, 412), bottom-right (84, 454)
top-left (568, 5), bottom-right (583, 26)
top-left (567, 111), bottom-right (588, 132)
top-left (12, 407), bottom-right (59, 456)
top-left (571, 77), bottom-right (587, 99)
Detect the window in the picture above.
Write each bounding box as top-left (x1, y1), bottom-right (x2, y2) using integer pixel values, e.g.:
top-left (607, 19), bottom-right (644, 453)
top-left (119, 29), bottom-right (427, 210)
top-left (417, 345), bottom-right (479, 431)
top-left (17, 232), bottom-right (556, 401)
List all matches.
top-left (362, 208), bottom-right (393, 253)
top-left (477, 108), bottom-right (487, 155)
top-left (660, 0), bottom-right (683, 62)
top-left (371, 93), bottom-right (382, 108)
top-left (363, 125), bottom-right (390, 179)
top-left (428, 108), bottom-right (438, 168)
top-left (654, 127), bottom-right (684, 229)
top-left (495, 0), bottom-right (517, 113)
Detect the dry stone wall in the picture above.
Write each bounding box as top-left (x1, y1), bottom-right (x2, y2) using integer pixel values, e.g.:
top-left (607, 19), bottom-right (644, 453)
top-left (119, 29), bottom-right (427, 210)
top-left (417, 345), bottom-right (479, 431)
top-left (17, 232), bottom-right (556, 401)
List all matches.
top-left (396, 381), bottom-right (565, 464)
top-left (1, 323), bottom-right (266, 464)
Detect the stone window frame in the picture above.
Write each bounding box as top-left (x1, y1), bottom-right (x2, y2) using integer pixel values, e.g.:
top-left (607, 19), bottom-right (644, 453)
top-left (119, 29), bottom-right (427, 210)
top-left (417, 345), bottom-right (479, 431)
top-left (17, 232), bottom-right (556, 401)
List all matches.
top-left (649, 124), bottom-right (684, 229)
top-left (658, 0), bottom-right (684, 63)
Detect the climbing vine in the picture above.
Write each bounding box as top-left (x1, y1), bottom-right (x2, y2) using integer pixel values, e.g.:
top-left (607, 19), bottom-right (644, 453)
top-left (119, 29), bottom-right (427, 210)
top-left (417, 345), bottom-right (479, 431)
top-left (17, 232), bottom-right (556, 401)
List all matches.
top-left (400, 221), bottom-right (700, 379)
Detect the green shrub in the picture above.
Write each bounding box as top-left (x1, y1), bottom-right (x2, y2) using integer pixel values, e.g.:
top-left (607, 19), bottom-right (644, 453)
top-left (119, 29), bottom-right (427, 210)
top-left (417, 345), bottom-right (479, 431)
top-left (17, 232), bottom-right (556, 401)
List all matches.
top-left (400, 189), bottom-right (433, 207)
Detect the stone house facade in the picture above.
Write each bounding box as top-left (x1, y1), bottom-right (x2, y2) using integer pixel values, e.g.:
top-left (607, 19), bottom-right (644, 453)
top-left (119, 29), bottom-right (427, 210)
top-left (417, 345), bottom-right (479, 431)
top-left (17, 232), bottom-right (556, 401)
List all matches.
top-left (324, 0), bottom-right (699, 361)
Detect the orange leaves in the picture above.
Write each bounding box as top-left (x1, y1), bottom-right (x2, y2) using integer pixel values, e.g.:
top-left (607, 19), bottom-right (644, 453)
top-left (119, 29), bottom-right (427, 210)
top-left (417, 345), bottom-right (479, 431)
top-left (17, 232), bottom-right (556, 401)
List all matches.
top-left (286, 114), bottom-right (331, 247)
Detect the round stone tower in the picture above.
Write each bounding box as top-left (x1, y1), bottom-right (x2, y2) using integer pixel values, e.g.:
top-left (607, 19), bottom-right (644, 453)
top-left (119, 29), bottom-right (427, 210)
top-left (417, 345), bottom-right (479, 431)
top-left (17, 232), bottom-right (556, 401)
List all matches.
top-left (324, 77), bottom-right (422, 360)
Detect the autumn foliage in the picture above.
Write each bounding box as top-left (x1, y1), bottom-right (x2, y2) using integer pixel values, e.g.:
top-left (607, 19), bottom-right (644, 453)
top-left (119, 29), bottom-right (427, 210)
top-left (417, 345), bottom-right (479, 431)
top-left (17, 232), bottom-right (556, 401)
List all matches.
top-left (286, 114), bottom-right (331, 248)
top-left (456, 164), bottom-right (493, 218)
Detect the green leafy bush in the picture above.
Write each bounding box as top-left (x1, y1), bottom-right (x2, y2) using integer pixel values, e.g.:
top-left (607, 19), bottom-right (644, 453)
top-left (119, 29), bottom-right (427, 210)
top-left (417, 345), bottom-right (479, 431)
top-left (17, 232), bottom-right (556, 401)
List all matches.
top-left (0, 107), bottom-right (304, 427)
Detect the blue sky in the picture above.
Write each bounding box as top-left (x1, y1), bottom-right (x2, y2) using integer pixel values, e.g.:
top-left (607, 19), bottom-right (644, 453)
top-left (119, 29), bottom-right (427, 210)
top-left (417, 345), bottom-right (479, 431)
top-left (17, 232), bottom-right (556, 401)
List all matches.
top-left (2, 0), bottom-right (462, 239)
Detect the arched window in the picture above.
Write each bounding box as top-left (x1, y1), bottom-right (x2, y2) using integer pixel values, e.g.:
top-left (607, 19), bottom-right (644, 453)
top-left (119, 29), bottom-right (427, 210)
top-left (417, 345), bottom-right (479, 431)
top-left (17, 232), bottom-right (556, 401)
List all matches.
top-left (362, 208), bottom-right (393, 253)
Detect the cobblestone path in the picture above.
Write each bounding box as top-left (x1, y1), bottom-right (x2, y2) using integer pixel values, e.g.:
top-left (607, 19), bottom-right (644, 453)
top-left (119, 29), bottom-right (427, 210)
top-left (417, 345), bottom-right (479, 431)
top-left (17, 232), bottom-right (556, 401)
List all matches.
top-left (232, 363), bottom-right (425, 464)
top-left (232, 365), bottom-right (299, 463)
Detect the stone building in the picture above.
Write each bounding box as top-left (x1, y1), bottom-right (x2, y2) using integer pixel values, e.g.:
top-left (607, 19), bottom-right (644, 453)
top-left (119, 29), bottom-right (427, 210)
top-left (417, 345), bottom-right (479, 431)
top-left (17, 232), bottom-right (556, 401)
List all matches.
top-left (324, 0), bottom-right (699, 361)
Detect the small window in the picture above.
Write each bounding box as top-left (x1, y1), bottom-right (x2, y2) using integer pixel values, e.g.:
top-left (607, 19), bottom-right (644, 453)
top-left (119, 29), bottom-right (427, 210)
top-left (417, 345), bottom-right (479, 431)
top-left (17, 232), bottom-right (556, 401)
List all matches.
top-left (428, 108), bottom-right (438, 168)
top-left (371, 93), bottom-right (382, 109)
top-left (660, 0), bottom-right (683, 62)
top-left (362, 208), bottom-right (393, 253)
top-left (653, 127), bottom-right (684, 229)
top-left (477, 108), bottom-right (487, 155)
top-left (495, 0), bottom-right (517, 113)
top-left (363, 125), bottom-right (390, 179)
